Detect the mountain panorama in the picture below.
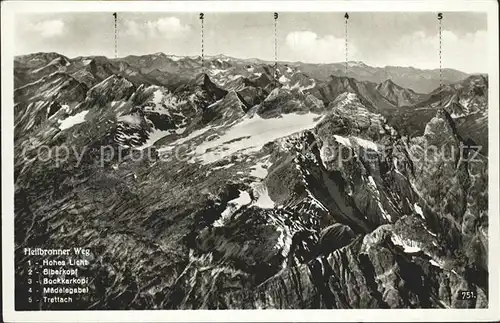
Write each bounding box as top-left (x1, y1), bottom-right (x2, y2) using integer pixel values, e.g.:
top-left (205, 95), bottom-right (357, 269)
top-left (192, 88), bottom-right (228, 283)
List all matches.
top-left (14, 51), bottom-right (488, 309)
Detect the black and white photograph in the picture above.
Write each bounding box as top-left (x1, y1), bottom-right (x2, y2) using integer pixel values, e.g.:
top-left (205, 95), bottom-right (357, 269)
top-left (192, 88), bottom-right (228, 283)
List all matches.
top-left (2, 1), bottom-right (499, 321)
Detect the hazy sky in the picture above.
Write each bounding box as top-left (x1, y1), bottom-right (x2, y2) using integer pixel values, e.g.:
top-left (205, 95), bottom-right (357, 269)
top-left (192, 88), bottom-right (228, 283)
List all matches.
top-left (14, 12), bottom-right (488, 73)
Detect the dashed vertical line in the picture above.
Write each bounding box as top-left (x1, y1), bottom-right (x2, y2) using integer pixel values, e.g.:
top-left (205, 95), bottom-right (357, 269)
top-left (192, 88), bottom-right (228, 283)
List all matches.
top-left (439, 13), bottom-right (443, 108)
top-left (200, 13), bottom-right (204, 73)
top-left (274, 12), bottom-right (278, 86)
top-left (113, 13), bottom-right (117, 59)
top-left (345, 13), bottom-right (349, 77)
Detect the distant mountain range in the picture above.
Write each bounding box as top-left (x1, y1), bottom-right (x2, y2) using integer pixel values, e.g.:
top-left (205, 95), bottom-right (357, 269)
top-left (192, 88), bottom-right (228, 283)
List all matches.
top-left (15, 51), bottom-right (473, 93)
top-left (13, 52), bottom-right (489, 310)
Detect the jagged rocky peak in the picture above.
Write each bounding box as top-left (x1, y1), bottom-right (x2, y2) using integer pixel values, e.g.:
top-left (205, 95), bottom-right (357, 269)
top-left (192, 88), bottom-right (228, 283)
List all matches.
top-left (382, 78), bottom-right (396, 86)
top-left (410, 107), bottom-right (480, 234)
top-left (464, 74), bottom-right (488, 87)
top-left (192, 73), bottom-right (228, 99)
top-left (460, 75), bottom-right (488, 101)
top-left (87, 74), bottom-right (136, 103)
top-left (316, 223), bottom-right (356, 255)
top-left (193, 72), bottom-right (211, 86)
top-left (347, 60), bottom-right (368, 67)
top-left (254, 86), bottom-right (326, 118)
top-left (307, 76), bottom-right (363, 106)
top-left (15, 52), bottom-right (70, 68)
top-left (328, 74), bottom-right (356, 86)
top-left (223, 90), bottom-right (251, 111)
top-left (92, 74), bottom-right (133, 90)
top-left (209, 55), bottom-right (233, 69)
top-left (329, 91), bottom-right (361, 106)
top-left (201, 89), bottom-right (249, 126)
top-left (378, 78), bottom-right (397, 91)
top-left (423, 108), bottom-right (461, 145)
top-left (263, 86), bottom-right (292, 102)
top-left (325, 91), bottom-right (391, 135)
top-left (253, 72), bottom-right (272, 87)
top-left (152, 51), bottom-right (167, 57)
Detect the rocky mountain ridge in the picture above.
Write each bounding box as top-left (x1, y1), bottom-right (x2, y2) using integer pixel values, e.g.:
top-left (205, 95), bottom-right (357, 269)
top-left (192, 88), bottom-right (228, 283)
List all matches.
top-left (13, 52), bottom-right (489, 310)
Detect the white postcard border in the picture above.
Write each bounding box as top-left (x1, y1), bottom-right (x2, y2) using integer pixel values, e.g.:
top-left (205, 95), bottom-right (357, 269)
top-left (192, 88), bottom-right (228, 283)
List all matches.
top-left (2, 1), bottom-right (499, 322)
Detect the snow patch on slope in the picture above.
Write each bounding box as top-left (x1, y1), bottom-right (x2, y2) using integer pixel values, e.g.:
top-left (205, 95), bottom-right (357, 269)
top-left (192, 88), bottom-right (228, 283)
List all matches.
top-left (355, 137), bottom-right (379, 151)
top-left (58, 110), bottom-right (89, 130)
top-left (136, 128), bottom-right (171, 150)
top-left (334, 135), bottom-right (352, 147)
top-left (253, 186), bottom-right (275, 209)
top-left (210, 68), bottom-right (226, 76)
top-left (275, 225), bottom-right (293, 261)
top-left (250, 157), bottom-right (272, 178)
top-left (212, 163), bottom-right (235, 171)
top-left (414, 203), bottom-right (425, 219)
top-left (367, 176), bottom-right (391, 221)
top-left (279, 75), bottom-right (290, 83)
top-left (213, 190), bottom-right (252, 227)
top-left (117, 113), bottom-right (142, 126)
top-left (391, 234), bottom-right (422, 253)
top-left (168, 55), bottom-right (183, 61)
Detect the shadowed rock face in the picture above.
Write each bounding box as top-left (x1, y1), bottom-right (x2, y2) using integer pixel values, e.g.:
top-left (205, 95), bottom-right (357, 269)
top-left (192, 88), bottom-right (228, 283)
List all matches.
top-left (376, 79), bottom-right (416, 106)
top-left (385, 75), bottom-right (488, 152)
top-left (13, 52), bottom-right (488, 310)
top-left (316, 223), bottom-right (356, 255)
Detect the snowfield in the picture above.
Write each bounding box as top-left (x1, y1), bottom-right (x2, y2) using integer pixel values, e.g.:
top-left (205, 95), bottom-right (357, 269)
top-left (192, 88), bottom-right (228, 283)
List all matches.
top-left (213, 190), bottom-right (252, 227)
top-left (250, 157), bottom-right (272, 178)
top-left (193, 112), bottom-right (323, 164)
top-left (137, 128), bottom-right (172, 150)
top-left (58, 110), bottom-right (89, 130)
